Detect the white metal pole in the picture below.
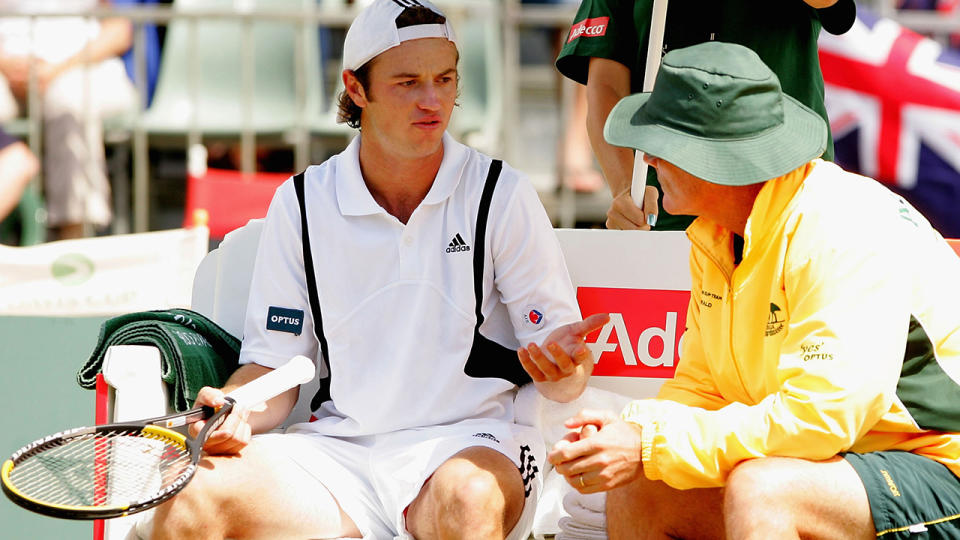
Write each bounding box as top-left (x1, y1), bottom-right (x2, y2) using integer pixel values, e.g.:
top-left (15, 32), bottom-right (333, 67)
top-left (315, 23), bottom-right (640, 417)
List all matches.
top-left (630, 0), bottom-right (668, 208)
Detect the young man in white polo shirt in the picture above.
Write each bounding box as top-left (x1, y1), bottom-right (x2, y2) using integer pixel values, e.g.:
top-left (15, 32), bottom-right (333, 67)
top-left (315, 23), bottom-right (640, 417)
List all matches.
top-left (149, 0), bottom-right (607, 538)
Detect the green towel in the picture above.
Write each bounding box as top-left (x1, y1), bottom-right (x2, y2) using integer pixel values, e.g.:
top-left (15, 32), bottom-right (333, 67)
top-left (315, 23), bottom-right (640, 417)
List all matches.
top-left (78, 308), bottom-right (240, 412)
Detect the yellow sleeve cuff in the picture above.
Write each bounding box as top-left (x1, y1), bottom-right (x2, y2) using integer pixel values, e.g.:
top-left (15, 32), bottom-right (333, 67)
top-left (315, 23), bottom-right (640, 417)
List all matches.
top-left (620, 399), bottom-right (664, 482)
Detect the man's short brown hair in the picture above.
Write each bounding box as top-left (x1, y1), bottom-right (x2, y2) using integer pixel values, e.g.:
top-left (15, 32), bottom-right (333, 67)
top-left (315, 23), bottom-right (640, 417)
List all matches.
top-left (336, 63), bottom-right (372, 129)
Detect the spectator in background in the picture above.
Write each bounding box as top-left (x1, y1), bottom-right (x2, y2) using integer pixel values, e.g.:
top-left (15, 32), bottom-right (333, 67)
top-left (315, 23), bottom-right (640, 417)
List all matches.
top-left (113, 0), bottom-right (161, 105)
top-left (0, 126), bottom-right (37, 223)
top-left (0, 0), bottom-right (137, 240)
top-left (523, 0), bottom-right (604, 193)
top-left (561, 85), bottom-right (604, 192)
top-left (555, 0), bottom-right (855, 230)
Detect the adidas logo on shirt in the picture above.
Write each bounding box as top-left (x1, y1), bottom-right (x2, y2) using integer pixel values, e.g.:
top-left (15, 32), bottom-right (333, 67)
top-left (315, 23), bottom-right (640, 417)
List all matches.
top-left (446, 233), bottom-right (471, 253)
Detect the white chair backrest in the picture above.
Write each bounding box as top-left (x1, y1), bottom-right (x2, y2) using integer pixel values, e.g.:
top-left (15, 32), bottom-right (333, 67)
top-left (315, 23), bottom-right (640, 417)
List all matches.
top-left (191, 219), bottom-right (264, 338)
top-left (557, 229), bottom-right (691, 398)
top-left (190, 218), bottom-right (318, 425)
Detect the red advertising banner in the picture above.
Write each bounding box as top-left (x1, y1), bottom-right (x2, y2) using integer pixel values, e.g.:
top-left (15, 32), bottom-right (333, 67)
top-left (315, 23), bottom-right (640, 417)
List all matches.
top-left (577, 287), bottom-right (690, 379)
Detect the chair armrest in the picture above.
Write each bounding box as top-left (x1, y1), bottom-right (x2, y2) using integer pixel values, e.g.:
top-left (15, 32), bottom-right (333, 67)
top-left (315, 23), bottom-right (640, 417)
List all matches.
top-left (96, 345), bottom-right (169, 540)
top-left (101, 345), bottom-right (169, 423)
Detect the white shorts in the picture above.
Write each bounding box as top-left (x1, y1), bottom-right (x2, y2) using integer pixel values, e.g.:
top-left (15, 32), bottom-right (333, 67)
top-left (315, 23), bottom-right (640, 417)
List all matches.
top-left (256, 418), bottom-right (545, 539)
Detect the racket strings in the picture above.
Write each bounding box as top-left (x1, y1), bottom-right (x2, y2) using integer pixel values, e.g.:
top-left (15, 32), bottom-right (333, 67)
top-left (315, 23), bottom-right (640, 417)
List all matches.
top-left (8, 429), bottom-right (191, 508)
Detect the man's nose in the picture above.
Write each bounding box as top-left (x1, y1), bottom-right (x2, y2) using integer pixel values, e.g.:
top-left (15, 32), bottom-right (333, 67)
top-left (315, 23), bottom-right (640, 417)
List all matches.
top-left (418, 83), bottom-right (442, 110)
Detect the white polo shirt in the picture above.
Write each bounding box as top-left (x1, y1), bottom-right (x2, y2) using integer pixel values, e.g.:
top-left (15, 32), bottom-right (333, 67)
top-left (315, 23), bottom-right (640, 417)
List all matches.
top-left (239, 133), bottom-right (580, 437)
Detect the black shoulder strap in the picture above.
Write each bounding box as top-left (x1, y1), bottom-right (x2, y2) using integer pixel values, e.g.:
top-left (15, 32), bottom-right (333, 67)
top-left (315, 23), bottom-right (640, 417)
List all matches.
top-left (464, 159), bottom-right (533, 387)
top-left (472, 159), bottom-right (502, 326)
top-left (293, 172), bottom-right (332, 409)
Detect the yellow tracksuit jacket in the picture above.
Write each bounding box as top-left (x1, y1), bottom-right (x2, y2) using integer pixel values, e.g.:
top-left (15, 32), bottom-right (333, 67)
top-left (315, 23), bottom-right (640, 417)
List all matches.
top-left (622, 159), bottom-right (960, 489)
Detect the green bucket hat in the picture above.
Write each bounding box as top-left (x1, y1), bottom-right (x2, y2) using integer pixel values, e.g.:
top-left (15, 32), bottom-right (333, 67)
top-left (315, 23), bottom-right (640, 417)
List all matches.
top-left (603, 41), bottom-right (827, 186)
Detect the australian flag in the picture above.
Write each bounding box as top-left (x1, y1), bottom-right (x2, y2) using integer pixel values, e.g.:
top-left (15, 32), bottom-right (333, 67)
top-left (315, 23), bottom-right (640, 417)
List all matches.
top-left (818, 9), bottom-right (960, 237)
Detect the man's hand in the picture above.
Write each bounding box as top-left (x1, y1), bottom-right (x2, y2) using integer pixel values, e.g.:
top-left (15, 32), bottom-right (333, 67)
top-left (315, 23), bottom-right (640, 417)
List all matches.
top-left (606, 185), bottom-right (659, 230)
top-left (189, 386), bottom-right (254, 455)
top-left (34, 59), bottom-right (72, 94)
top-left (0, 56), bottom-right (33, 100)
top-left (548, 409), bottom-right (645, 494)
top-left (0, 57), bottom-right (72, 99)
top-left (517, 313), bottom-right (609, 402)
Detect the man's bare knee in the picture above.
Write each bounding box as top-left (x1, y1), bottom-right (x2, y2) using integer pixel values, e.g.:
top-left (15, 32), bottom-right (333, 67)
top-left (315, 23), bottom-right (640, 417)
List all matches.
top-left (726, 457), bottom-right (875, 540)
top-left (409, 448), bottom-right (523, 539)
top-left (724, 458), bottom-right (805, 537)
top-left (151, 465), bottom-right (226, 540)
top-left (725, 458), bottom-right (800, 508)
top-left (441, 461), bottom-right (519, 529)
top-left (451, 467), bottom-right (510, 517)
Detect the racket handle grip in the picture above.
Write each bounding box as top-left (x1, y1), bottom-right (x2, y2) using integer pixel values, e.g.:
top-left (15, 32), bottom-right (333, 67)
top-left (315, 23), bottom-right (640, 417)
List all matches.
top-left (225, 355), bottom-right (316, 408)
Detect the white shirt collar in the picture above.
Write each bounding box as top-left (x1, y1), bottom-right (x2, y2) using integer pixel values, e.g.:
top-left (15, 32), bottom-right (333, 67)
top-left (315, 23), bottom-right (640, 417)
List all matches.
top-left (336, 132), bottom-right (468, 217)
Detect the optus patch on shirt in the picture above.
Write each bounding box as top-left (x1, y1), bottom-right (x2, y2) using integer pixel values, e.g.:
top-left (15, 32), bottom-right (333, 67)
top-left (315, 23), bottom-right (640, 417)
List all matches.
top-left (567, 16), bottom-right (609, 43)
top-left (266, 306), bottom-right (304, 335)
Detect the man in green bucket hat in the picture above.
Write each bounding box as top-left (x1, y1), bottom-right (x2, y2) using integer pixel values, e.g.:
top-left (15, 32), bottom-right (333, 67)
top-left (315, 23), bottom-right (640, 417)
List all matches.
top-left (548, 41), bottom-right (960, 539)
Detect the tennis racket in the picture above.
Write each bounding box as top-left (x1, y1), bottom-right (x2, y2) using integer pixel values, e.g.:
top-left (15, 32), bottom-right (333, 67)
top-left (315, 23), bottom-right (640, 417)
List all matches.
top-left (1, 355), bottom-right (315, 520)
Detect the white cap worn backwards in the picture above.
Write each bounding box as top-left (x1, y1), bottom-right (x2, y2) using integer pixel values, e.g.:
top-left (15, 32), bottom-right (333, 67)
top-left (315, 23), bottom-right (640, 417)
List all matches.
top-left (342, 0), bottom-right (458, 72)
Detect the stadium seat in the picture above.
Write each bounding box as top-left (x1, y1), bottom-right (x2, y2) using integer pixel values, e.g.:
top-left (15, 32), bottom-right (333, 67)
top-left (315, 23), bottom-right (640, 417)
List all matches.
top-left (140, 0), bottom-right (323, 138)
top-left (308, 62), bottom-right (357, 158)
top-left (1, 117), bottom-right (30, 138)
top-left (182, 168), bottom-right (290, 240)
top-left (0, 184), bottom-right (45, 246)
top-left (93, 220), bottom-right (692, 539)
top-left (307, 0), bottom-right (356, 152)
top-left (445, 0), bottom-right (504, 156)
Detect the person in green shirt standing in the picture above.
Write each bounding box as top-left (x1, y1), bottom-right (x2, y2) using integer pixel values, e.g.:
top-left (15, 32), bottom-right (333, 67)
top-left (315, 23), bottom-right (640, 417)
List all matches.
top-left (556, 0), bottom-right (855, 230)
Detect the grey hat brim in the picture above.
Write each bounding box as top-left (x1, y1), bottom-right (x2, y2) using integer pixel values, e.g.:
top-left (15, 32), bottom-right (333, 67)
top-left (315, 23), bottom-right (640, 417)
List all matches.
top-left (603, 92), bottom-right (828, 186)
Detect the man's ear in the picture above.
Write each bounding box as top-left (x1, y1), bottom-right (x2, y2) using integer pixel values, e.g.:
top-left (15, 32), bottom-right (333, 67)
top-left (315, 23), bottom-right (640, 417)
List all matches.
top-left (343, 70), bottom-right (368, 107)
